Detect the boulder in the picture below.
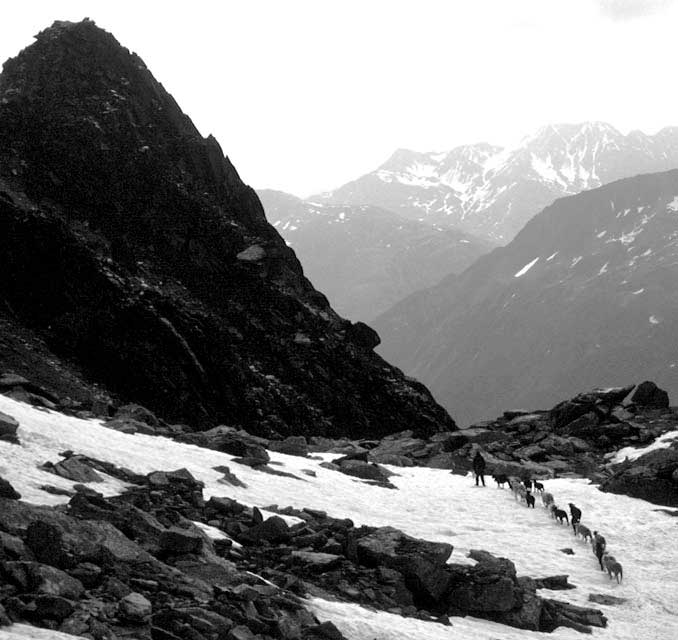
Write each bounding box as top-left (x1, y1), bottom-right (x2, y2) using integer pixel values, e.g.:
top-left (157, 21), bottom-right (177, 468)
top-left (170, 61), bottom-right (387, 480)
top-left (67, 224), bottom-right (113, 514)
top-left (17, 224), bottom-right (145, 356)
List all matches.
top-left (158, 527), bottom-right (204, 555)
top-left (105, 417), bottom-right (156, 435)
top-left (207, 496), bottom-right (246, 516)
top-left (447, 552), bottom-right (519, 614)
top-left (541, 599), bottom-right (607, 632)
top-left (113, 403), bottom-right (160, 427)
top-left (268, 436), bottom-right (308, 457)
top-left (1, 561), bottom-right (84, 599)
top-left (243, 516), bottom-right (291, 544)
top-left (33, 594), bottom-right (75, 621)
top-left (0, 477), bottom-right (21, 500)
top-left (600, 446), bottom-right (678, 507)
top-left (346, 321), bottom-right (380, 350)
top-left (558, 411), bottom-right (599, 436)
top-left (0, 531), bottom-right (27, 559)
top-left (367, 436), bottom-right (427, 460)
top-left (371, 453), bottom-right (416, 466)
top-left (588, 593), bottom-right (627, 606)
top-left (551, 400), bottom-right (595, 430)
top-left (534, 575), bottom-right (574, 590)
top-left (118, 592), bottom-right (152, 623)
top-left (336, 460), bottom-right (393, 483)
top-left (630, 381), bottom-right (670, 409)
top-left (290, 551), bottom-right (343, 572)
top-left (52, 456), bottom-right (104, 483)
top-left (574, 386), bottom-right (635, 407)
top-left (0, 373), bottom-right (30, 388)
top-left (353, 526), bottom-right (452, 604)
top-left (0, 411), bottom-right (19, 441)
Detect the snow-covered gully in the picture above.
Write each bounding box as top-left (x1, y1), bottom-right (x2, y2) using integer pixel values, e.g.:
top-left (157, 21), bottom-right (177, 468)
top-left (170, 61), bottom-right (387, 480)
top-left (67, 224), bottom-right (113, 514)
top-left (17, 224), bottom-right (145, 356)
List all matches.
top-left (0, 395), bottom-right (676, 640)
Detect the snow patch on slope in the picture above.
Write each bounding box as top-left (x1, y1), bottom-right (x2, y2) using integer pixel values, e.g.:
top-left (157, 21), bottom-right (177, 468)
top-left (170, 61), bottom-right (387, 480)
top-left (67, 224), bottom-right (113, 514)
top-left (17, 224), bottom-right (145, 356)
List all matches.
top-left (514, 257), bottom-right (539, 277)
top-left (1, 396), bottom-right (678, 640)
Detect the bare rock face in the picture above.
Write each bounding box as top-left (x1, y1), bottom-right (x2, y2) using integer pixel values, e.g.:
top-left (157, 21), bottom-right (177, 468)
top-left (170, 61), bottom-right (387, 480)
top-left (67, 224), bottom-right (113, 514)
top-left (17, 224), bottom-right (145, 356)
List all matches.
top-left (0, 411), bottom-right (19, 444)
top-left (630, 381), bottom-right (670, 409)
top-left (352, 526), bottom-right (453, 604)
top-left (0, 19), bottom-right (455, 440)
top-left (600, 445), bottom-right (678, 507)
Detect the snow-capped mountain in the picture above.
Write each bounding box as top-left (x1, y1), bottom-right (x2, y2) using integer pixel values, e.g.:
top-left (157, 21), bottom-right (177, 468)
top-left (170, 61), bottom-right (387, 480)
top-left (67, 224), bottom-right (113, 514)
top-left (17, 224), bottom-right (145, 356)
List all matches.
top-left (259, 189), bottom-right (491, 321)
top-left (317, 123), bottom-right (678, 243)
top-left (374, 168), bottom-right (678, 425)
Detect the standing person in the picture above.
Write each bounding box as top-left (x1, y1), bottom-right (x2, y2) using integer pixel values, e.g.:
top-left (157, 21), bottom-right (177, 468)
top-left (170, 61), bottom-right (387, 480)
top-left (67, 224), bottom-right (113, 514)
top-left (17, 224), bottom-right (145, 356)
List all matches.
top-left (569, 502), bottom-right (582, 535)
top-left (592, 531), bottom-right (606, 570)
top-left (472, 451), bottom-right (486, 487)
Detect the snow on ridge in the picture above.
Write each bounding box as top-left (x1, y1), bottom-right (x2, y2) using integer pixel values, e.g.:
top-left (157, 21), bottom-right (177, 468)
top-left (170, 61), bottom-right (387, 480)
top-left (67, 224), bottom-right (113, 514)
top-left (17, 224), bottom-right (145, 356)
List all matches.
top-left (514, 256), bottom-right (539, 278)
top-left (611, 430), bottom-right (678, 463)
top-left (667, 196), bottom-right (678, 212)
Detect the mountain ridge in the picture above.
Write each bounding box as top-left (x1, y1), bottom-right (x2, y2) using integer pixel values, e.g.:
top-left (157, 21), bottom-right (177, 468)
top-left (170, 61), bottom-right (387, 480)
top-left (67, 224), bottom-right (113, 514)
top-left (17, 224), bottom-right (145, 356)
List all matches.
top-left (0, 19), bottom-right (455, 437)
top-left (258, 188), bottom-right (491, 321)
top-left (374, 168), bottom-right (678, 425)
top-left (316, 121), bottom-right (678, 242)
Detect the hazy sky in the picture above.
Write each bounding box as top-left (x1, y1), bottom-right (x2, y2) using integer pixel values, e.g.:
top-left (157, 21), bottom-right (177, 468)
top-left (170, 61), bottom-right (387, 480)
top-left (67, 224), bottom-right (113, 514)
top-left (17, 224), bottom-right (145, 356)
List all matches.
top-left (2, 1), bottom-right (677, 196)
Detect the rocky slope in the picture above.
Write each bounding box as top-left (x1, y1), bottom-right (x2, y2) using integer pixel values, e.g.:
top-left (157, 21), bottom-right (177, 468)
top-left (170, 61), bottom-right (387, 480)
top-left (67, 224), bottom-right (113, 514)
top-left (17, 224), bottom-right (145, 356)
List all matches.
top-left (375, 169), bottom-right (678, 425)
top-left (258, 189), bottom-right (491, 321)
top-left (0, 392), bottom-right (621, 639)
top-left (0, 19), bottom-right (454, 438)
top-left (317, 123), bottom-right (678, 243)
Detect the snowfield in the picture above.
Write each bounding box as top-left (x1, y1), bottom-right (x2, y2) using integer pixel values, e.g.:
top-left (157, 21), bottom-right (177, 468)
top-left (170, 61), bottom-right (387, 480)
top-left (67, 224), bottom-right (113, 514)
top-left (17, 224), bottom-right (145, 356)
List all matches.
top-left (0, 395), bottom-right (677, 640)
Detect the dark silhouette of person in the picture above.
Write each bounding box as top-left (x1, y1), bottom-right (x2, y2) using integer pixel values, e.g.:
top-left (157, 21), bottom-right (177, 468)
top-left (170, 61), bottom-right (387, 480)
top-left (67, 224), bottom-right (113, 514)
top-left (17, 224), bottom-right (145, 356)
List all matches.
top-left (569, 502), bottom-right (582, 534)
top-left (592, 531), bottom-right (606, 570)
top-left (472, 451), bottom-right (486, 487)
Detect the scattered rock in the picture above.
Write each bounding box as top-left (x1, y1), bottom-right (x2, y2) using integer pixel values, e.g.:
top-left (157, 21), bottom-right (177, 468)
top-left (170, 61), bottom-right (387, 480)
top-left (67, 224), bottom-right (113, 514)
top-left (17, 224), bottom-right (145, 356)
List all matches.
top-left (0, 478), bottom-right (21, 500)
top-left (158, 527), bottom-right (204, 555)
top-left (0, 411), bottom-right (19, 443)
top-left (534, 575), bottom-right (574, 590)
top-left (113, 403), bottom-right (160, 428)
top-left (588, 593), bottom-right (627, 606)
top-left (118, 592), bottom-right (152, 623)
top-left (50, 456), bottom-right (104, 483)
top-left (600, 446), bottom-right (678, 507)
top-left (268, 435), bottom-right (309, 457)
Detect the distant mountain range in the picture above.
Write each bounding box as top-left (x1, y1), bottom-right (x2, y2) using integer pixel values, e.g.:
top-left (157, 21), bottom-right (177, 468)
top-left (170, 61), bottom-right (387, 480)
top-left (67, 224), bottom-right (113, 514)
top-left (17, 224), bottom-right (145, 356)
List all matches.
top-left (374, 169), bottom-right (678, 425)
top-left (258, 189), bottom-right (491, 321)
top-left (315, 122), bottom-right (678, 243)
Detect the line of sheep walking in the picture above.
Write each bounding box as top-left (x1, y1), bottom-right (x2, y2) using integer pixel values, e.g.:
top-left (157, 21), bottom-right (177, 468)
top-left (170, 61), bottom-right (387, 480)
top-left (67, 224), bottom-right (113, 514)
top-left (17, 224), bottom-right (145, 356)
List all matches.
top-left (492, 473), bottom-right (624, 584)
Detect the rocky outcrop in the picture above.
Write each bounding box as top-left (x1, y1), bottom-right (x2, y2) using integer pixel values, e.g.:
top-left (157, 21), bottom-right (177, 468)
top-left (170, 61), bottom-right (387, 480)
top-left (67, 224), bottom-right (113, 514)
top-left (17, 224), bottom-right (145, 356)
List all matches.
top-left (600, 445), bottom-right (678, 506)
top-left (630, 381), bottom-right (670, 409)
top-left (0, 19), bottom-right (455, 439)
top-left (0, 454), bottom-right (606, 637)
top-left (0, 410), bottom-right (19, 443)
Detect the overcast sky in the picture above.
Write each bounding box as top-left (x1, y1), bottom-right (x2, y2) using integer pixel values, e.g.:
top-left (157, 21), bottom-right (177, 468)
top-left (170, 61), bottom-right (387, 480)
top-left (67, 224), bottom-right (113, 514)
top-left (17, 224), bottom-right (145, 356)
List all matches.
top-left (2, 1), bottom-right (677, 196)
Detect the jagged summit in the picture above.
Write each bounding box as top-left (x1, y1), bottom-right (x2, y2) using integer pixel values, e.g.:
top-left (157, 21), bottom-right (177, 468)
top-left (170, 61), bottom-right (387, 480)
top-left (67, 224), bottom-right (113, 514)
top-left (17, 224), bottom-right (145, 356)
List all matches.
top-left (0, 21), bottom-right (455, 436)
top-left (318, 121), bottom-right (678, 242)
top-left (0, 19), bottom-right (264, 233)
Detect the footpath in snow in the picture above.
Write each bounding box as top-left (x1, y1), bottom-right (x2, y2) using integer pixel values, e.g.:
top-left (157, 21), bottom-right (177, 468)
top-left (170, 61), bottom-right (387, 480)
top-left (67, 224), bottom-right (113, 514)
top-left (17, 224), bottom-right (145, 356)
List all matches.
top-left (0, 395), bottom-right (677, 640)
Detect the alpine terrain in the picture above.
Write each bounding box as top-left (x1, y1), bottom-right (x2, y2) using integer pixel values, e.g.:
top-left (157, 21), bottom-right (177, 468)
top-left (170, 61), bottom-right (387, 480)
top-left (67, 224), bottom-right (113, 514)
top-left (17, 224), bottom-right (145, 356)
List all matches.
top-left (0, 20), bottom-right (454, 439)
top-left (316, 123), bottom-right (678, 243)
top-left (375, 169), bottom-right (678, 425)
top-left (258, 189), bottom-right (491, 321)
top-left (1, 16), bottom-right (678, 640)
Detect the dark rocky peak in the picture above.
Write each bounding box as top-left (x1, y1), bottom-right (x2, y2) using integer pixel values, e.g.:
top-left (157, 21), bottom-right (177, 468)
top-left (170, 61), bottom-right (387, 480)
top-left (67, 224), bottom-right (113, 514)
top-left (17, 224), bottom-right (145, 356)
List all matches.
top-left (0, 20), bottom-right (455, 437)
top-left (0, 19), bottom-right (268, 239)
